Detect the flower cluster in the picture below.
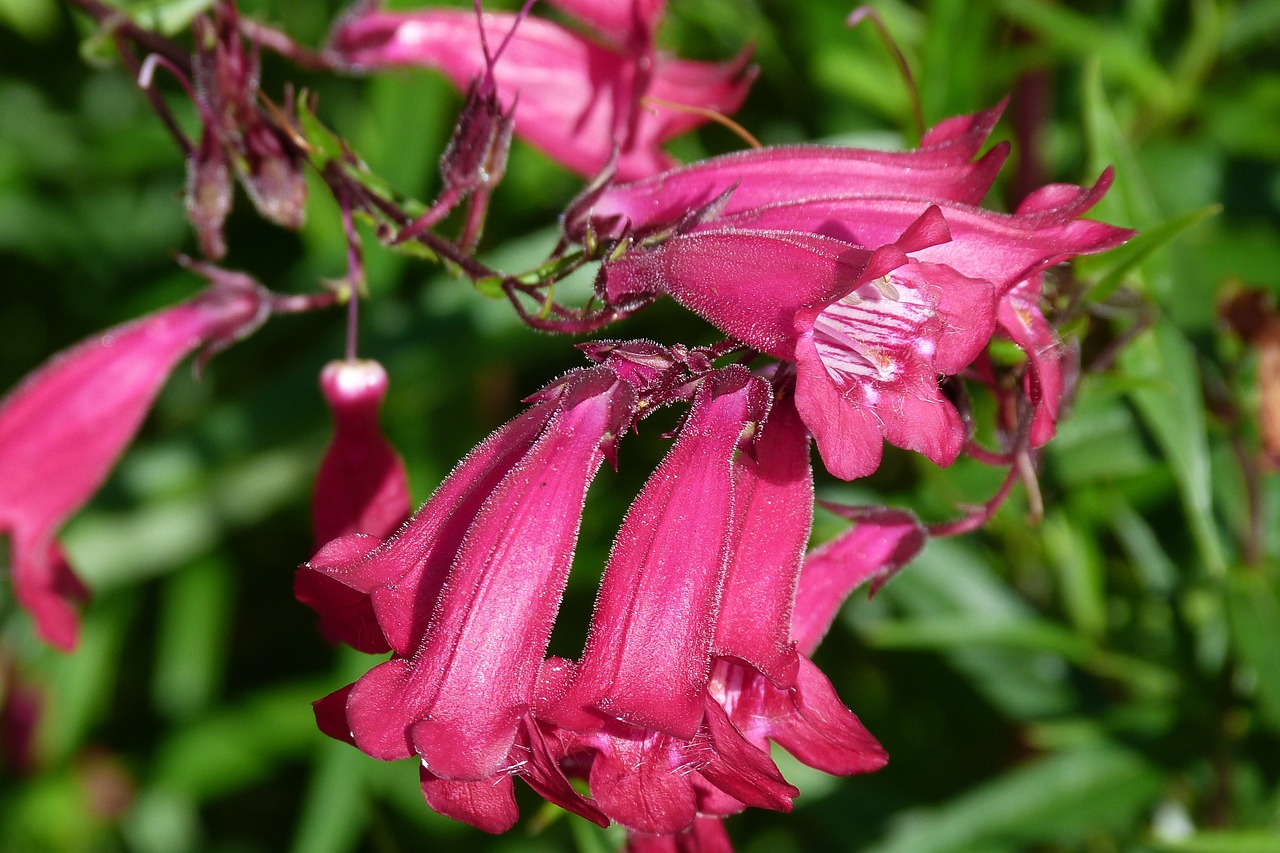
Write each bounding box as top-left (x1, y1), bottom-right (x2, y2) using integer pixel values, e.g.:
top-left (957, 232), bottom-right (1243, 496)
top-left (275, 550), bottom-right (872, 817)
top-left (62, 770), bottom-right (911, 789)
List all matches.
top-left (5, 1), bottom-right (1137, 850)
top-left (295, 93), bottom-right (1130, 847)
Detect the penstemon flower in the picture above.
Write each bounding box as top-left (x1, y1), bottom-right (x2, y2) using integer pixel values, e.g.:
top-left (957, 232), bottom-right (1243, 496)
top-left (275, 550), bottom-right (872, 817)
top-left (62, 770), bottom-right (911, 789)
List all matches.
top-left (596, 172), bottom-right (1132, 479)
top-left (313, 368), bottom-right (635, 781)
top-left (0, 269), bottom-right (270, 649)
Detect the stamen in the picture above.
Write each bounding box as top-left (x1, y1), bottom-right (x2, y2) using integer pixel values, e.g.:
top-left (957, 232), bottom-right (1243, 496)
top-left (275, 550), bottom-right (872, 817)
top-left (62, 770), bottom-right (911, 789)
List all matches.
top-left (641, 96), bottom-right (762, 150)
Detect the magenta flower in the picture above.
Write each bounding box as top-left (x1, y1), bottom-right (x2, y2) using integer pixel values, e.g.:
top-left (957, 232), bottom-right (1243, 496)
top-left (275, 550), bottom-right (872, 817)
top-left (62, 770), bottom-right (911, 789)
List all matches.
top-left (711, 380), bottom-right (812, 688)
top-left (328, 1), bottom-right (755, 179)
top-left (294, 359), bottom-right (411, 653)
top-left (301, 390), bottom-right (561, 659)
top-left (599, 169), bottom-right (1132, 479)
top-left (311, 360), bottom-right (411, 546)
top-left (319, 368), bottom-right (635, 781)
top-left (553, 367), bottom-right (771, 739)
top-left (0, 274), bottom-right (269, 649)
top-left (565, 101), bottom-right (1010, 240)
top-left (538, 377), bottom-right (884, 837)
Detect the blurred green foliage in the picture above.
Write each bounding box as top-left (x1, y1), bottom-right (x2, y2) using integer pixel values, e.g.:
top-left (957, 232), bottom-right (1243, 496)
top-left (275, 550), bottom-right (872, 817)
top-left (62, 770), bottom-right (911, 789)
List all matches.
top-left (2, 0), bottom-right (1280, 851)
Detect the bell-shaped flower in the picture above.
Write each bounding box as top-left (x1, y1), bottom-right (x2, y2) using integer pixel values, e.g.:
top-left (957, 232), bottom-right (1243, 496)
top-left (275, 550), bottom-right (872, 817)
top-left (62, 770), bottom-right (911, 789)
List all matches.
top-left (565, 101), bottom-right (1009, 240)
top-left (294, 359), bottom-right (411, 653)
top-left (328, 1), bottom-right (755, 179)
top-left (328, 368), bottom-right (635, 781)
top-left (0, 273), bottom-right (270, 649)
top-left (552, 367), bottom-right (771, 739)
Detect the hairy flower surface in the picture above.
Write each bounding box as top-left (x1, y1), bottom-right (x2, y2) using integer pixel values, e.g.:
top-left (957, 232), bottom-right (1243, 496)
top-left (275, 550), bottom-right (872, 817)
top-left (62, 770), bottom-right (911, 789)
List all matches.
top-left (565, 101), bottom-right (1009, 240)
top-left (553, 367), bottom-right (771, 739)
top-left (0, 275), bottom-right (269, 649)
top-left (329, 1), bottom-right (754, 179)
top-left (317, 368), bottom-right (635, 781)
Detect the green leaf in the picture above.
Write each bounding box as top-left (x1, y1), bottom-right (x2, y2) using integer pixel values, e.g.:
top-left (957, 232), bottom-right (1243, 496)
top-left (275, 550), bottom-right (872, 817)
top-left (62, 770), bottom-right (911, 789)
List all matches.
top-left (290, 740), bottom-right (370, 853)
top-left (1225, 571), bottom-right (1280, 730)
top-left (1120, 325), bottom-right (1228, 576)
top-left (1088, 203), bottom-right (1222, 302)
top-left (865, 745), bottom-right (1165, 853)
top-left (1153, 830), bottom-right (1280, 853)
top-left (150, 683), bottom-right (327, 800)
top-left (152, 558), bottom-right (233, 720)
top-left (1042, 510), bottom-right (1108, 639)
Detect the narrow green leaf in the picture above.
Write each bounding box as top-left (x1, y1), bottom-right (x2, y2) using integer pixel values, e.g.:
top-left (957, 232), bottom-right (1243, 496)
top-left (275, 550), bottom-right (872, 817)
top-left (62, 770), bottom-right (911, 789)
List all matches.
top-left (865, 746), bottom-right (1165, 853)
top-left (996, 0), bottom-right (1174, 112)
top-left (1043, 510), bottom-right (1108, 639)
top-left (1088, 204), bottom-right (1222, 302)
top-left (1153, 830), bottom-right (1280, 853)
top-left (1120, 325), bottom-right (1228, 576)
top-left (1225, 571), bottom-right (1280, 730)
top-left (290, 740), bottom-right (370, 853)
top-left (152, 558), bottom-right (233, 720)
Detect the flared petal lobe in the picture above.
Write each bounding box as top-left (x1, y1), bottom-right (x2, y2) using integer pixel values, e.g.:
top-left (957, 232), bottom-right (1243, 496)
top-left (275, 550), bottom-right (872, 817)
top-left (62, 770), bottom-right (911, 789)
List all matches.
top-left (0, 279), bottom-right (268, 649)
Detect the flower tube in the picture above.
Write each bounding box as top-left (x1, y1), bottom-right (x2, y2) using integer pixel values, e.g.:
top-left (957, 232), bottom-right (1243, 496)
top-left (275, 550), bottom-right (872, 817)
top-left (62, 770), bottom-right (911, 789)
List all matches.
top-left (0, 274), bottom-right (269, 649)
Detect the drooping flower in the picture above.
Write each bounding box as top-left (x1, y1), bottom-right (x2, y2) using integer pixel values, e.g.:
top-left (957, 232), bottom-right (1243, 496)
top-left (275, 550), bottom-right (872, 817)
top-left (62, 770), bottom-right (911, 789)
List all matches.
top-left (315, 367), bottom-right (636, 782)
top-left (328, 1), bottom-right (755, 179)
top-left (0, 270), bottom-right (270, 649)
top-left (294, 359), bottom-right (411, 653)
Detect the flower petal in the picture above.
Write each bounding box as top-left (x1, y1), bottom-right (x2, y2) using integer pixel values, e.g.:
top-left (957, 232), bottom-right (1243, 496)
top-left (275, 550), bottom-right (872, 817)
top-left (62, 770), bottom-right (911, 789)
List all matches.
top-left (557, 369), bottom-right (769, 739)
top-left (574, 103), bottom-right (1009, 238)
top-left (420, 765), bottom-right (519, 834)
top-left (762, 656), bottom-right (886, 776)
top-left (791, 507), bottom-right (926, 654)
top-left (603, 228), bottom-right (875, 358)
top-left (712, 388), bottom-right (811, 687)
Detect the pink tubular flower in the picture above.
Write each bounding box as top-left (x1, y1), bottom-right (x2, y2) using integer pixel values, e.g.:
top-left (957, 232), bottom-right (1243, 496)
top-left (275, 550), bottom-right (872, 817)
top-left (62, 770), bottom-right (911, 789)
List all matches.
top-left (328, 1), bottom-right (755, 179)
top-left (599, 167), bottom-right (1133, 479)
top-left (601, 206), bottom-right (988, 479)
top-left (316, 367), bottom-right (635, 782)
top-left (0, 274), bottom-right (269, 649)
top-left (294, 359), bottom-right (411, 653)
top-left (553, 366), bottom-right (772, 739)
top-left (534, 408), bottom-right (920, 841)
